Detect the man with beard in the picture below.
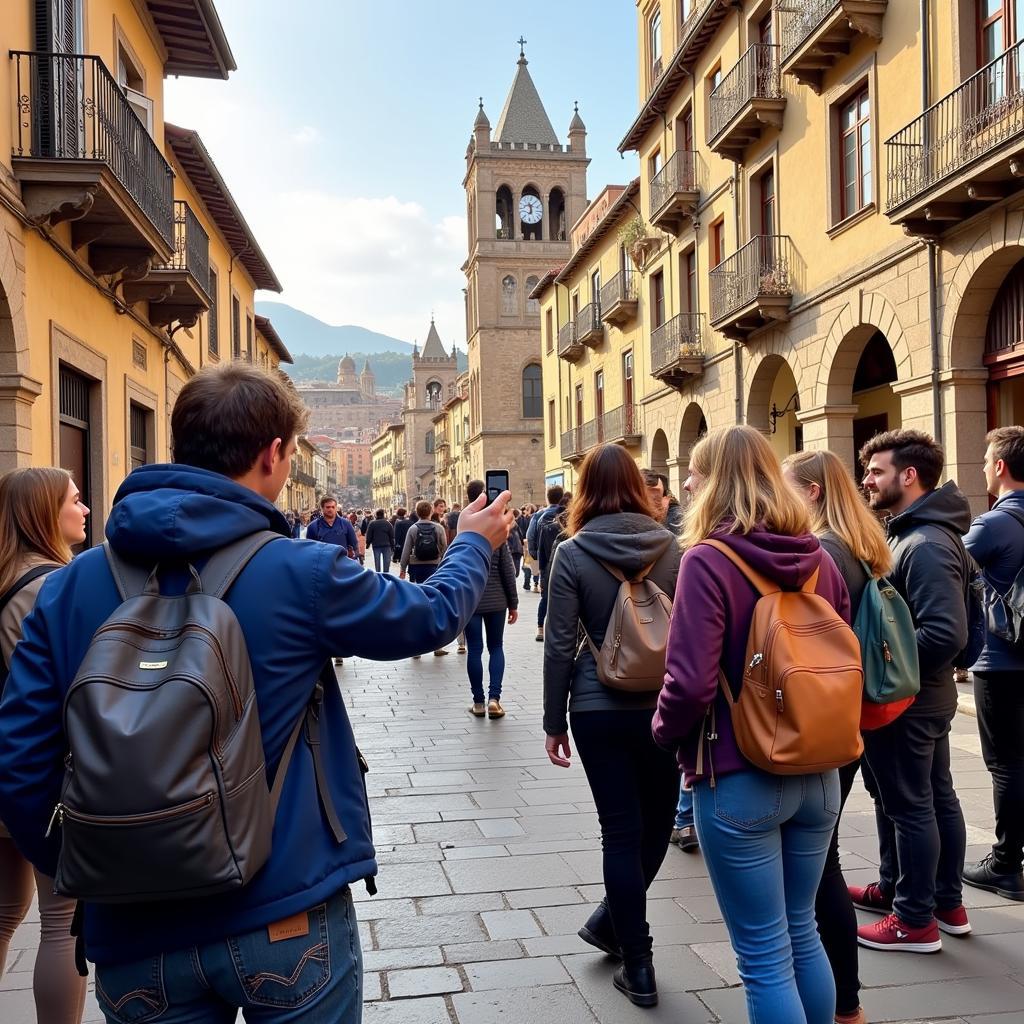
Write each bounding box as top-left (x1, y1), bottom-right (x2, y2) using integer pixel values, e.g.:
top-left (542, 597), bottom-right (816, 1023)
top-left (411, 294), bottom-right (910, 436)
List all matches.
top-left (852, 430), bottom-right (971, 954)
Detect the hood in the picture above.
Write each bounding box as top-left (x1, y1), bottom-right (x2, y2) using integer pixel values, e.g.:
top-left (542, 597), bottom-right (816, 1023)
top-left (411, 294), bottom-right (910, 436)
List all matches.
top-left (572, 513), bottom-right (675, 576)
top-left (105, 463), bottom-right (291, 560)
top-left (887, 480), bottom-right (972, 538)
top-left (712, 524), bottom-right (823, 590)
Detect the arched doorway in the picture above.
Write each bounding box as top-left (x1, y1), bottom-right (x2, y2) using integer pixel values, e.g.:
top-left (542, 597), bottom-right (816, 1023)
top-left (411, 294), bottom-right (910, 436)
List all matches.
top-left (677, 403), bottom-right (707, 493)
top-left (748, 354), bottom-right (801, 460)
top-left (0, 244), bottom-right (36, 474)
top-left (985, 257), bottom-right (1024, 425)
top-left (851, 331), bottom-right (900, 475)
top-left (650, 428), bottom-right (669, 478)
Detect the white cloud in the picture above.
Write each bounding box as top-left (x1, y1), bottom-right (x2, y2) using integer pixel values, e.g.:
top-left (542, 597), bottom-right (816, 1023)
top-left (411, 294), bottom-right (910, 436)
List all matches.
top-left (291, 125), bottom-right (320, 145)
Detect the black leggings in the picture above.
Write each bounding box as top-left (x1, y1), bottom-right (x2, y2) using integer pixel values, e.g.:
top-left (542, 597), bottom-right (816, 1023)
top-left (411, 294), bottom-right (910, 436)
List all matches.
top-left (570, 709), bottom-right (679, 961)
top-left (814, 759), bottom-right (862, 1016)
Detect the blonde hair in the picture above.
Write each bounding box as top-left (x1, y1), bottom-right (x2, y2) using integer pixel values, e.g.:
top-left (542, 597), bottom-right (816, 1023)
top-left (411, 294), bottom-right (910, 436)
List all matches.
top-left (782, 449), bottom-right (892, 578)
top-left (682, 426), bottom-right (810, 549)
top-left (0, 468), bottom-right (74, 594)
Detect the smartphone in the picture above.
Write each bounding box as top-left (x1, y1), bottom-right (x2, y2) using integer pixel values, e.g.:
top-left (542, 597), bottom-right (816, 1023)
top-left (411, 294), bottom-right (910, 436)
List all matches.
top-left (485, 470), bottom-right (510, 506)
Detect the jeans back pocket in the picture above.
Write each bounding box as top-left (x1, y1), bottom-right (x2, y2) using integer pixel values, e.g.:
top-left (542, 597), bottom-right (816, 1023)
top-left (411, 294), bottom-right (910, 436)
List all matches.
top-left (95, 955), bottom-right (167, 1024)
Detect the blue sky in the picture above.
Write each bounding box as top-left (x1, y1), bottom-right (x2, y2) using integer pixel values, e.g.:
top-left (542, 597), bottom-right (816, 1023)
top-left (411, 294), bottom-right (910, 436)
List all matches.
top-left (166, 0), bottom-right (639, 347)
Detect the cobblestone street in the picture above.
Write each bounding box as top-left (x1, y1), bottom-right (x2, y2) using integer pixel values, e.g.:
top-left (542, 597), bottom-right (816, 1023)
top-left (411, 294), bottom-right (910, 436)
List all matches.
top-left (2, 585), bottom-right (1024, 1023)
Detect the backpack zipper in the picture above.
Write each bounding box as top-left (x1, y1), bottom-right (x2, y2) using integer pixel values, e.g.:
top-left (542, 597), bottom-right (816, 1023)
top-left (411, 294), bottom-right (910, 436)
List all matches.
top-left (50, 791), bottom-right (215, 832)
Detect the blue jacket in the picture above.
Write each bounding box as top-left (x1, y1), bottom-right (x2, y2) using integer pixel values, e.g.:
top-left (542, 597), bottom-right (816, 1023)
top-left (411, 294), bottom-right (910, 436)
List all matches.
top-left (526, 504), bottom-right (559, 554)
top-left (964, 489), bottom-right (1024, 673)
top-left (306, 513), bottom-right (357, 551)
top-left (0, 464), bottom-right (491, 966)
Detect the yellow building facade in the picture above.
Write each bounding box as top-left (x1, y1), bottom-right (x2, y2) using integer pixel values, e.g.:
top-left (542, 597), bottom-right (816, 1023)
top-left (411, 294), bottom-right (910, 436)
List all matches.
top-left (432, 372), bottom-right (470, 507)
top-left (371, 422), bottom-right (405, 511)
top-left (540, 0), bottom-right (1024, 512)
top-left (0, 0), bottom-right (288, 545)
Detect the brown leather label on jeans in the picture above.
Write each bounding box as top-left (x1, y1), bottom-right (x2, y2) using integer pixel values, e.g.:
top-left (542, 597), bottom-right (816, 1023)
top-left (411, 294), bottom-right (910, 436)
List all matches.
top-left (267, 911), bottom-right (310, 943)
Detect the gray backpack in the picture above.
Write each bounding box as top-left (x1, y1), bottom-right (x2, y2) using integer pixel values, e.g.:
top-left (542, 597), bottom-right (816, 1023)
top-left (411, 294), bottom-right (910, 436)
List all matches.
top-left (52, 531), bottom-right (345, 904)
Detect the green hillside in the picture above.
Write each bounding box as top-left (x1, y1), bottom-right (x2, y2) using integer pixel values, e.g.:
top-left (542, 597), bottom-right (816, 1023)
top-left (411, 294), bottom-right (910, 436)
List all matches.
top-left (283, 350), bottom-right (468, 395)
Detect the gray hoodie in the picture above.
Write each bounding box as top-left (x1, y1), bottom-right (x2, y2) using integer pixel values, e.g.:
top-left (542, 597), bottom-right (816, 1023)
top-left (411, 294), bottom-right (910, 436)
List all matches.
top-left (543, 513), bottom-right (681, 735)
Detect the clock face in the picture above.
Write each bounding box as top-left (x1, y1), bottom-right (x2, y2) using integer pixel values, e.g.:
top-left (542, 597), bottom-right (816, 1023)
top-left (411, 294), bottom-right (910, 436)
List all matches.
top-left (519, 195), bottom-right (543, 225)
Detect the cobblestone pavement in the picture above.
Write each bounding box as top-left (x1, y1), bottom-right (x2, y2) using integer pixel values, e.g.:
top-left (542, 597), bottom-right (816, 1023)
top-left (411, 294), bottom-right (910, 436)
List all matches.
top-left (2, 585), bottom-right (1024, 1023)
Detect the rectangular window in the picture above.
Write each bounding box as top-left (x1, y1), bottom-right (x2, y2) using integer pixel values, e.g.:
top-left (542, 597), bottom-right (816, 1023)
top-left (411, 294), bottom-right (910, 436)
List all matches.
top-left (651, 270), bottom-right (665, 329)
top-left (591, 268), bottom-right (601, 304)
top-left (545, 307), bottom-right (554, 353)
top-left (682, 248), bottom-right (697, 312)
top-left (575, 383), bottom-right (584, 427)
top-left (839, 89), bottom-right (871, 219)
top-left (231, 296), bottom-right (241, 358)
top-left (708, 63), bottom-right (722, 94)
top-left (623, 351), bottom-right (635, 413)
top-left (208, 269), bottom-right (219, 356)
top-left (677, 107), bottom-right (694, 154)
top-left (759, 11), bottom-right (773, 46)
top-left (129, 401), bottom-right (151, 470)
top-left (246, 314), bottom-right (254, 362)
top-left (58, 364), bottom-right (93, 550)
top-left (649, 7), bottom-right (662, 70)
top-left (648, 149), bottom-right (662, 181)
top-left (710, 217), bottom-right (725, 268)
top-left (548, 399), bottom-right (556, 446)
top-left (595, 370), bottom-right (605, 421)
top-left (760, 168), bottom-right (776, 236)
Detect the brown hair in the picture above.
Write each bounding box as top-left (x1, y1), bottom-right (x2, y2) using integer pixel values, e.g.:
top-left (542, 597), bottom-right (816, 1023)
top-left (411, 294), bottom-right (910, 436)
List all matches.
top-left (566, 444), bottom-right (656, 537)
top-left (171, 362), bottom-right (309, 478)
top-left (783, 449), bottom-right (892, 577)
top-left (858, 428), bottom-right (943, 491)
top-left (0, 468), bottom-right (74, 594)
top-left (415, 499), bottom-right (432, 519)
top-left (987, 425), bottom-right (1024, 481)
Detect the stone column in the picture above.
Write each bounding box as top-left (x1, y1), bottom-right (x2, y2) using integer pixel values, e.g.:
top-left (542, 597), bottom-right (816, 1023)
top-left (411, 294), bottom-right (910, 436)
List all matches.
top-left (940, 367), bottom-right (989, 515)
top-left (0, 371), bottom-right (42, 472)
top-left (795, 403), bottom-right (859, 464)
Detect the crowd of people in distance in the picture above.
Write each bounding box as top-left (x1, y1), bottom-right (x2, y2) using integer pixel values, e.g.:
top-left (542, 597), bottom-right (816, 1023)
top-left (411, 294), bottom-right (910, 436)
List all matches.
top-left (0, 358), bottom-right (1021, 1024)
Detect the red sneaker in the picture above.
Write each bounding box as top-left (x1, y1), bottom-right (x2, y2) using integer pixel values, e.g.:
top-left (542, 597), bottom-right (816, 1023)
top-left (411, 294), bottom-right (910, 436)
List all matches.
top-left (848, 881), bottom-right (893, 915)
top-left (935, 904), bottom-right (972, 936)
top-left (857, 913), bottom-right (941, 953)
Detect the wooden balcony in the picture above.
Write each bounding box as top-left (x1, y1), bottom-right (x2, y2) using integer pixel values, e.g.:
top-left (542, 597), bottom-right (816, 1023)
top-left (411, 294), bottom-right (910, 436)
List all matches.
top-left (710, 235), bottom-right (794, 340)
top-left (778, 0), bottom-right (887, 94)
top-left (10, 52), bottom-right (174, 275)
top-left (558, 320), bottom-right (584, 362)
top-left (575, 302), bottom-right (604, 348)
top-left (650, 313), bottom-right (705, 389)
top-left (124, 202), bottom-right (211, 328)
top-left (885, 41), bottom-right (1024, 236)
top-left (649, 151), bottom-right (700, 234)
top-left (600, 270), bottom-right (639, 326)
top-left (708, 44), bottom-right (786, 163)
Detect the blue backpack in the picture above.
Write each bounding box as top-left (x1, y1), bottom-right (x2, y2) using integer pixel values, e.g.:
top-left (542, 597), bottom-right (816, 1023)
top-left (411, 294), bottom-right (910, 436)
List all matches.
top-left (852, 561), bottom-right (919, 705)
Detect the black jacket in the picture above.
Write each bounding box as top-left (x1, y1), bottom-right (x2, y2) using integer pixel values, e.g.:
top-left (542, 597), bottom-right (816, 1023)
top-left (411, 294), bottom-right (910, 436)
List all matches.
top-left (393, 516), bottom-right (412, 557)
top-left (537, 512), bottom-right (566, 583)
top-left (475, 544), bottom-right (519, 615)
top-left (885, 481), bottom-right (972, 718)
top-left (543, 513), bottom-right (681, 735)
top-left (365, 518), bottom-right (394, 549)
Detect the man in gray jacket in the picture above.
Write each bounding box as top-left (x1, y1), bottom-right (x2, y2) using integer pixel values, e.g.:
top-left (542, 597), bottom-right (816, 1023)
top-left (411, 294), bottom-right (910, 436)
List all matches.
top-left (962, 426), bottom-right (1024, 902)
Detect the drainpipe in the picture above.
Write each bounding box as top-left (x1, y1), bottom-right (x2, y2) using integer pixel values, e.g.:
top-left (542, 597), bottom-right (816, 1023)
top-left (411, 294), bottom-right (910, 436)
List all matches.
top-left (732, 160), bottom-right (743, 424)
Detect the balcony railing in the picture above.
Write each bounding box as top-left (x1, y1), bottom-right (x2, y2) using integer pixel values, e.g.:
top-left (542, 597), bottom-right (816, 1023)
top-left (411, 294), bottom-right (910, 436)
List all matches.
top-left (651, 313), bottom-right (705, 382)
top-left (166, 201), bottom-right (211, 295)
top-left (561, 427), bottom-right (580, 461)
top-left (710, 235), bottom-right (793, 330)
top-left (650, 150), bottom-right (698, 215)
top-left (11, 51), bottom-right (174, 245)
top-left (601, 404), bottom-right (640, 445)
top-left (600, 271), bottom-right (639, 328)
top-left (780, 0), bottom-right (842, 61)
top-left (886, 39), bottom-right (1024, 215)
top-left (575, 302), bottom-right (603, 347)
top-left (558, 320), bottom-right (583, 361)
top-left (709, 43), bottom-right (784, 144)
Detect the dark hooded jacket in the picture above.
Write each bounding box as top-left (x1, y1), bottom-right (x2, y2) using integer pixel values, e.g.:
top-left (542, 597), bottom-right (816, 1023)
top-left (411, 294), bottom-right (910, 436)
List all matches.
top-left (0, 464), bottom-right (491, 967)
top-left (884, 481), bottom-right (972, 716)
top-left (543, 513), bottom-right (682, 735)
top-left (653, 525), bottom-right (851, 785)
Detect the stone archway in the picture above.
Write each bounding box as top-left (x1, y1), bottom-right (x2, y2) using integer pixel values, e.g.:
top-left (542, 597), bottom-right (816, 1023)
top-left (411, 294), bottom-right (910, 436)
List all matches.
top-left (746, 349), bottom-right (803, 460)
top-left (650, 428), bottom-right (669, 477)
top-left (675, 402), bottom-right (707, 493)
top-left (0, 216), bottom-right (39, 472)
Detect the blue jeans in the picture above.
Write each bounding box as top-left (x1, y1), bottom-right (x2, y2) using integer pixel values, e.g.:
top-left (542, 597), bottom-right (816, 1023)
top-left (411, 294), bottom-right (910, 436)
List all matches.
top-left (372, 546), bottom-right (390, 573)
top-left (694, 769), bottom-right (839, 1024)
top-left (465, 610), bottom-right (506, 702)
top-left (94, 887), bottom-right (362, 1023)
top-left (675, 783), bottom-right (694, 830)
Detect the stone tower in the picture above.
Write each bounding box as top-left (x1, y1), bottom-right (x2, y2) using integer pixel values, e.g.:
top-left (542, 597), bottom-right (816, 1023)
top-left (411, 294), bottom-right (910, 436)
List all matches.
top-left (337, 354), bottom-right (357, 390)
top-left (360, 358), bottom-right (375, 399)
top-left (463, 48), bottom-right (588, 502)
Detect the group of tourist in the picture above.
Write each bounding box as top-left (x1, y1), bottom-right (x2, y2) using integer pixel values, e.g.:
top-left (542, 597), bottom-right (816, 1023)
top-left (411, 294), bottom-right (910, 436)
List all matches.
top-left (0, 358), bottom-right (1021, 1024)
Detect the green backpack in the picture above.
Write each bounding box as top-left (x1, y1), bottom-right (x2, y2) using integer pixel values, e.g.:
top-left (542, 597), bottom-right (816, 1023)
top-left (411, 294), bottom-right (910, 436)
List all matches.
top-left (852, 562), bottom-right (920, 704)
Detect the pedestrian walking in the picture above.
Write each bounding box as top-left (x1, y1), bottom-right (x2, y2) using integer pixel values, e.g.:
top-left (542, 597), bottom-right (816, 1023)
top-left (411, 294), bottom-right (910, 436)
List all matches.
top-left (543, 444), bottom-right (681, 1008)
top-left (0, 467), bottom-right (89, 1024)
top-left (365, 509), bottom-right (395, 573)
top-left (507, 506), bottom-right (524, 578)
top-left (445, 503), bottom-right (461, 544)
top-left (783, 448), bottom-right (898, 1024)
top-left (348, 511), bottom-right (366, 565)
top-left (962, 426), bottom-right (1024, 902)
top-left (393, 507), bottom-right (411, 564)
top-left (400, 500), bottom-right (450, 657)
top-left (517, 505), bottom-right (534, 589)
top-left (306, 495), bottom-right (357, 556)
top-left (855, 429), bottom-right (971, 952)
top-left (654, 426), bottom-right (852, 1024)
top-left (463, 480), bottom-right (518, 719)
top-left (0, 362), bottom-right (512, 1024)
top-left (536, 494), bottom-right (569, 643)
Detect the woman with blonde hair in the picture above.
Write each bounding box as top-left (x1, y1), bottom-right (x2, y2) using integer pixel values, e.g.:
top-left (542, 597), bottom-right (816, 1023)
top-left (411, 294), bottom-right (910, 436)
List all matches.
top-left (0, 467), bottom-right (89, 1024)
top-left (782, 448), bottom-right (893, 1024)
top-left (653, 426), bottom-right (851, 1024)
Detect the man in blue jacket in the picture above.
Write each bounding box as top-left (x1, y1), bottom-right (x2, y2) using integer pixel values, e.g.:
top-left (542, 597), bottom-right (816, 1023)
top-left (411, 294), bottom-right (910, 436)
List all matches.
top-left (0, 361), bottom-right (512, 1022)
top-left (307, 494), bottom-right (357, 555)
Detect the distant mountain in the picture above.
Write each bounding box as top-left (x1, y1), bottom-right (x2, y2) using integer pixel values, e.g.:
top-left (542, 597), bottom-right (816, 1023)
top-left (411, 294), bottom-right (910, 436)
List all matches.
top-left (254, 302), bottom-right (415, 356)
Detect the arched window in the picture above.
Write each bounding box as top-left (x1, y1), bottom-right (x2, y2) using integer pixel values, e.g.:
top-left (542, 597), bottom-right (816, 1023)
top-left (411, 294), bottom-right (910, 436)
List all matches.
top-left (522, 363), bottom-right (542, 418)
top-left (549, 188), bottom-right (566, 241)
top-left (526, 275), bottom-right (540, 314)
top-left (426, 380), bottom-right (442, 410)
top-left (501, 275), bottom-right (518, 316)
top-left (426, 430), bottom-right (435, 454)
top-left (496, 185), bottom-right (514, 239)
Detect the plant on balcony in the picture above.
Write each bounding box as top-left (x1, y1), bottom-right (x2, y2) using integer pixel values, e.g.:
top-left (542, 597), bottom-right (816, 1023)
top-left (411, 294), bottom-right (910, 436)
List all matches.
top-left (758, 268), bottom-right (791, 295)
top-left (619, 216), bottom-right (659, 270)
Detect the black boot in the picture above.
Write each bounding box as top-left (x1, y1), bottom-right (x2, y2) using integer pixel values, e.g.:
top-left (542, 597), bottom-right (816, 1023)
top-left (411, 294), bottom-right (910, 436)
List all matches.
top-left (578, 900), bottom-right (621, 958)
top-left (963, 854), bottom-right (1024, 902)
top-left (613, 955), bottom-right (658, 1007)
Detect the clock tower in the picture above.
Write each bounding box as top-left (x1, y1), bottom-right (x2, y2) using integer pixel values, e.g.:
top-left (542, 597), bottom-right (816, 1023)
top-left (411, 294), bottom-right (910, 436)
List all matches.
top-left (463, 47), bottom-right (588, 502)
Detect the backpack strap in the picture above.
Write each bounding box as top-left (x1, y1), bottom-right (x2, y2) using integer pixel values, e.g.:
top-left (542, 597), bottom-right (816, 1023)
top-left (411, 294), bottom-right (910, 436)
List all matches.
top-left (595, 558), bottom-right (649, 584)
top-left (996, 505), bottom-right (1024, 532)
top-left (199, 531), bottom-right (283, 598)
top-left (699, 539), bottom-right (780, 596)
top-left (0, 564), bottom-right (62, 614)
top-left (104, 544), bottom-right (152, 601)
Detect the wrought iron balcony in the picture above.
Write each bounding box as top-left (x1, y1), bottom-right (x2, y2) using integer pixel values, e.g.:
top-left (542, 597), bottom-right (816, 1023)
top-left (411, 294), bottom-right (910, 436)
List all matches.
top-left (10, 51), bottom-right (175, 272)
top-left (710, 235), bottom-right (794, 340)
top-left (294, 470), bottom-right (315, 488)
top-left (124, 201), bottom-right (211, 328)
top-left (885, 40), bottom-right (1024, 235)
top-left (651, 314), bottom-right (705, 389)
top-left (708, 44), bottom-right (786, 162)
top-left (575, 302), bottom-right (604, 348)
top-left (600, 270), bottom-right (639, 326)
top-left (561, 427), bottom-right (581, 461)
top-left (601, 404), bottom-right (641, 447)
top-left (558, 320), bottom-right (584, 362)
top-left (650, 151), bottom-right (700, 234)
top-left (778, 1), bottom-right (887, 93)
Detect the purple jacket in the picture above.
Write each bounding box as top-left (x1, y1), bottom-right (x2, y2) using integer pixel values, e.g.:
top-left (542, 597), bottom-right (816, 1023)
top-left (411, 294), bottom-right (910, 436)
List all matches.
top-left (653, 524), bottom-right (851, 785)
